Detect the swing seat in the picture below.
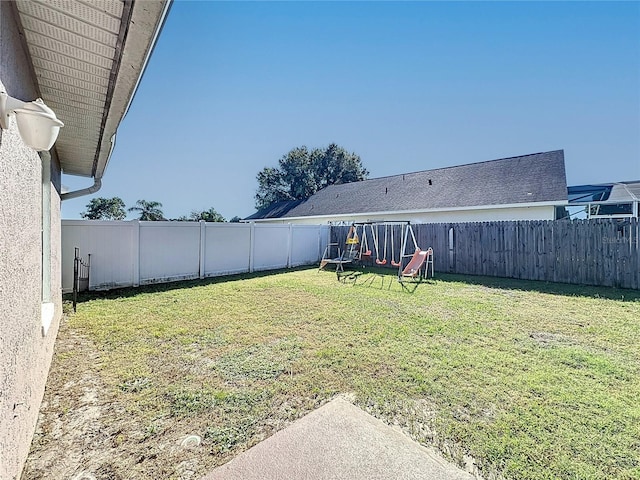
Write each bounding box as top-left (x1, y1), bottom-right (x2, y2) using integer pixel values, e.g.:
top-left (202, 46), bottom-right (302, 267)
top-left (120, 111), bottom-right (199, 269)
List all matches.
top-left (375, 258), bottom-right (387, 265)
top-left (345, 226), bottom-right (359, 245)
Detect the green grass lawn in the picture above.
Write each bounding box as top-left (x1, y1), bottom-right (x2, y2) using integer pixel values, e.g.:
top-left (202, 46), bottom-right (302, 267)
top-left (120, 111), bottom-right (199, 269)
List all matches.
top-left (26, 267), bottom-right (640, 479)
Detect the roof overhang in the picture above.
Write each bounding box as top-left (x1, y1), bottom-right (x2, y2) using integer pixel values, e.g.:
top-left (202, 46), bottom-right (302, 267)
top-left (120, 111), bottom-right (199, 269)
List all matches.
top-left (249, 201), bottom-right (560, 223)
top-left (12, 0), bottom-right (171, 178)
top-left (568, 181), bottom-right (640, 205)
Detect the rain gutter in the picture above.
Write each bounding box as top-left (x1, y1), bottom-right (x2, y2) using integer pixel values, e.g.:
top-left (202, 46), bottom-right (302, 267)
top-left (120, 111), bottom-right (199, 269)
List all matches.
top-left (61, 0), bottom-right (173, 201)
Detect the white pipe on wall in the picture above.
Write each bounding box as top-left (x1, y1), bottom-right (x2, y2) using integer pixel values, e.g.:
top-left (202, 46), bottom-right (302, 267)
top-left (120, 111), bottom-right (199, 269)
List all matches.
top-left (40, 151), bottom-right (54, 335)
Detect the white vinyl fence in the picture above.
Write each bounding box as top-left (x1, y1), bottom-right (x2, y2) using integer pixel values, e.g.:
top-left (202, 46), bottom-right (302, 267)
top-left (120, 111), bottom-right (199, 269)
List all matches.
top-left (61, 220), bottom-right (330, 292)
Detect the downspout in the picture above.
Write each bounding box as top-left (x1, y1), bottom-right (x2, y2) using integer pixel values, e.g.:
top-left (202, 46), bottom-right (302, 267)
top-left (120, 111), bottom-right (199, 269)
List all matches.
top-left (40, 151), bottom-right (55, 335)
top-left (60, 133), bottom-right (112, 200)
top-left (60, 175), bottom-right (102, 201)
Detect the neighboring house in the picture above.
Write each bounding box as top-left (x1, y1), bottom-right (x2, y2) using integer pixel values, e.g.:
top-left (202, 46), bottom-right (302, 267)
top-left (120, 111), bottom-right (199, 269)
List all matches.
top-left (245, 150), bottom-right (568, 225)
top-left (246, 199), bottom-right (306, 220)
top-left (567, 181), bottom-right (640, 219)
top-left (0, 2), bottom-right (169, 478)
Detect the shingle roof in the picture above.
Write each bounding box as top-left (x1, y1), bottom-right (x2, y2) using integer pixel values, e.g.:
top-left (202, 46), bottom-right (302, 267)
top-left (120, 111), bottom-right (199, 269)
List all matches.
top-left (244, 199), bottom-right (305, 220)
top-left (258, 150), bottom-right (566, 219)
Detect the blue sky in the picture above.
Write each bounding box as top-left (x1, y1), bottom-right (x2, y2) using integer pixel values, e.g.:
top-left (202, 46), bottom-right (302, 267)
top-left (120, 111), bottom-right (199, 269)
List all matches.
top-left (61, 0), bottom-right (640, 220)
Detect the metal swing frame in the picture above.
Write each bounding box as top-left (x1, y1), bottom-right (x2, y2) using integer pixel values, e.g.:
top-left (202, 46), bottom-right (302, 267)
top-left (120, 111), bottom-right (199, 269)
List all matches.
top-left (321, 222), bottom-right (434, 281)
top-left (396, 223), bottom-right (434, 282)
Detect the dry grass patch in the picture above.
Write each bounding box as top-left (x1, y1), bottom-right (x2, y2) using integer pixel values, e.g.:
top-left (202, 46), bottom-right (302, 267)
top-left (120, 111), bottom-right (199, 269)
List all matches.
top-left (23, 268), bottom-right (640, 480)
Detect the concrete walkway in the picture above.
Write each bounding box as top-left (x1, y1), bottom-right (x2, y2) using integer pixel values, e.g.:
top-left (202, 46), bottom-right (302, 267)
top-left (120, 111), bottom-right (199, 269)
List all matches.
top-left (202, 397), bottom-right (474, 480)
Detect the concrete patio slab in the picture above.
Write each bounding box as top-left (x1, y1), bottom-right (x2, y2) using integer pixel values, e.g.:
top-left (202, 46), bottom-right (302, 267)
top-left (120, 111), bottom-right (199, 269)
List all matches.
top-left (202, 397), bottom-right (474, 480)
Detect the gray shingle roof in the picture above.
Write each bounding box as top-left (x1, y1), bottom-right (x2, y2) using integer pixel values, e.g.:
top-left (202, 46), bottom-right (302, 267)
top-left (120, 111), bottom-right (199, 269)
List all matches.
top-left (251, 150), bottom-right (567, 220)
top-left (244, 200), bottom-right (304, 220)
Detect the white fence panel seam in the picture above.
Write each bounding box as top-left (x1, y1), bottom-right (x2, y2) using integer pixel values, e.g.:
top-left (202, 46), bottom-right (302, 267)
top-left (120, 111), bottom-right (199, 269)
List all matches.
top-left (61, 220), bottom-right (326, 292)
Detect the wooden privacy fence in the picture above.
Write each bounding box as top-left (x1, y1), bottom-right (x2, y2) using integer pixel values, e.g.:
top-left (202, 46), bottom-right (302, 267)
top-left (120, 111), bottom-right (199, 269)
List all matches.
top-left (331, 219), bottom-right (640, 289)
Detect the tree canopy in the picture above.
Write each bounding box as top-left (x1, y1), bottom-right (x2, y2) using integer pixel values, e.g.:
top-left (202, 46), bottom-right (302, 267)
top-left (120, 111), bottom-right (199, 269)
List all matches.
top-left (255, 143), bottom-right (368, 210)
top-left (128, 200), bottom-right (165, 221)
top-left (80, 197), bottom-right (126, 220)
top-left (178, 207), bottom-right (225, 222)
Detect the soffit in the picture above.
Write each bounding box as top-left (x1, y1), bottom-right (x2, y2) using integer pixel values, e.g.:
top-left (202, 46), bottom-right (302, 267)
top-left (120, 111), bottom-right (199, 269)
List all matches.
top-left (13, 0), bottom-right (169, 178)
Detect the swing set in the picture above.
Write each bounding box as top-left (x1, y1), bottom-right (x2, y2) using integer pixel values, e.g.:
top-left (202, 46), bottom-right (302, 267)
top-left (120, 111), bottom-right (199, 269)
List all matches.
top-left (320, 222), bottom-right (434, 281)
top-left (319, 224), bottom-right (367, 273)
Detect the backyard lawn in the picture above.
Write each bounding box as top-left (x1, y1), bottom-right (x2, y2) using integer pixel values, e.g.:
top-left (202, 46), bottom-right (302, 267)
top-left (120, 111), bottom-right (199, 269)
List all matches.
top-left (24, 267), bottom-right (640, 480)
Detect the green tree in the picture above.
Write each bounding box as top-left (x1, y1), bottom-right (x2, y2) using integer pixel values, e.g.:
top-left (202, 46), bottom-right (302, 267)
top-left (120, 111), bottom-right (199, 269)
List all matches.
top-left (128, 200), bottom-right (165, 221)
top-left (255, 166), bottom-right (289, 210)
top-left (80, 197), bottom-right (126, 220)
top-left (313, 143), bottom-right (369, 189)
top-left (229, 216), bottom-right (242, 223)
top-left (186, 207), bottom-right (225, 222)
top-left (255, 143), bottom-right (368, 210)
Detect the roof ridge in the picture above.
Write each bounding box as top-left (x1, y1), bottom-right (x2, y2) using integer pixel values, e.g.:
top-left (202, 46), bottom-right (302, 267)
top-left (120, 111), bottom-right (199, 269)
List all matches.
top-left (330, 150), bottom-right (564, 186)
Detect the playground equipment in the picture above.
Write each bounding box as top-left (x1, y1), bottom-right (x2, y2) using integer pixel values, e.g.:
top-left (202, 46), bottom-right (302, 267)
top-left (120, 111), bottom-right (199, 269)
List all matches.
top-left (390, 226), bottom-right (400, 267)
top-left (320, 222), bottom-right (434, 281)
top-left (319, 245), bottom-right (356, 273)
top-left (395, 222), bottom-right (434, 282)
top-left (360, 225), bottom-right (372, 258)
top-left (320, 223), bottom-right (370, 272)
top-left (399, 247), bottom-right (434, 281)
top-left (372, 224), bottom-right (388, 265)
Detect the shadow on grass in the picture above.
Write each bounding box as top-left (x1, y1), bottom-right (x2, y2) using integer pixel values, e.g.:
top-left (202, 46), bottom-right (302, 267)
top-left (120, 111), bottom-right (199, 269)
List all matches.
top-left (64, 265), bottom-right (319, 305)
top-left (322, 263), bottom-right (639, 301)
top-left (336, 265), bottom-right (436, 294)
top-left (436, 272), bottom-right (640, 302)
top-left (65, 264), bottom-right (640, 306)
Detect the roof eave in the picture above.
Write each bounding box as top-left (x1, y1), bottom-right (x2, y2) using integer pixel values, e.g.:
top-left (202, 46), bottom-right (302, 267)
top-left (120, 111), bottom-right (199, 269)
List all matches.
top-left (91, 0), bottom-right (172, 180)
top-left (252, 200), bottom-right (562, 222)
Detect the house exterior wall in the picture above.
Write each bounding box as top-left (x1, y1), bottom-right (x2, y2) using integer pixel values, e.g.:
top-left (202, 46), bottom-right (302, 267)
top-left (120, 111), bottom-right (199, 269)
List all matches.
top-left (255, 204), bottom-right (557, 225)
top-left (0, 3), bottom-right (63, 479)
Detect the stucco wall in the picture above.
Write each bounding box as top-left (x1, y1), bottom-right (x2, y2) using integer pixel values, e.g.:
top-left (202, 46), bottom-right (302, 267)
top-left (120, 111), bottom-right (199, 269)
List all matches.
top-left (255, 205), bottom-right (557, 225)
top-left (0, 3), bottom-right (63, 479)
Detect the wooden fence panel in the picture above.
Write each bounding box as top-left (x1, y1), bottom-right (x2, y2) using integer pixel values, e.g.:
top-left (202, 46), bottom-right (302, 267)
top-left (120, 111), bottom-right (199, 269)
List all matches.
top-left (329, 219), bottom-right (639, 289)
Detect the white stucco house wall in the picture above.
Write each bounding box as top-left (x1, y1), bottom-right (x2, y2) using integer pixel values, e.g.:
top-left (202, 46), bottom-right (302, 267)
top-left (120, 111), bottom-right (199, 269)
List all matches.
top-left (0, 2), bottom-right (169, 478)
top-left (245, 150), bottom-right (569, 225)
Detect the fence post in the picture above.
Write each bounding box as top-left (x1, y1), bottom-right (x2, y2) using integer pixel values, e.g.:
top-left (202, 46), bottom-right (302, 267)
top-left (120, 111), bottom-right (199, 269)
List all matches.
top-left (199, 221), bottom-right (206, 279)
top-left (287, 223), bottom-right (293, 268)
top-left (448, 226), bottom-right (455, 272)
top-left (73, 247), bottom-right (79, 312)
top-left (87, 254), bottom-right (91, 291)
top-left (249, 222), bottom-right (255, 273)
top-left (132, 220), bottom-right (140, 287)
top-left (635, 219), bottom-right (639, 290)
